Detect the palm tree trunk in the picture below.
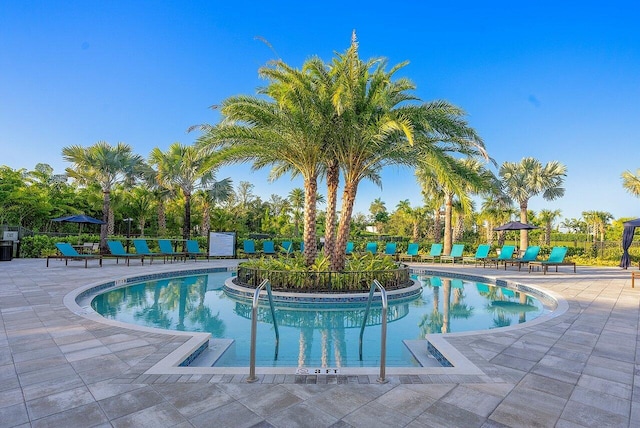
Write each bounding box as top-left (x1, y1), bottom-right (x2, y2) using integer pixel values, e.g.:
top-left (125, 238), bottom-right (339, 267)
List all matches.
top-left (323, 160), bottom-right (339, 262)
top-left (519, 202), bottom-right (529, 250)
top-left (100, 190), bottom-right (110, 253)
top-left (184, 193), bottom-right (191, 241)
top-left (302, 179), bottom-right (318, 266)
top-left (332, 182), bottom-right (358, 271)
top-left (202, 201), bottom-right (211, 237)
top-left (432, 208), bottom-right (442, 243)
top-left (443, 193), bottom-right (453, 255)
top-left (157, 203), bottom-right (166, 236)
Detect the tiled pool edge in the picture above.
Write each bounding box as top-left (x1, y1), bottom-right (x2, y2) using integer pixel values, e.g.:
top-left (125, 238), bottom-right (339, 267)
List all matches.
top-left (63, 265), bottom-right (567, 378)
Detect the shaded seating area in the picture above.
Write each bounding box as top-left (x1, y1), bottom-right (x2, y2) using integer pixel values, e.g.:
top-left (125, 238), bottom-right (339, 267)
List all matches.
top-left (399, 243), bottom-right (420, 262)
top-left (185, 239), bottom-right (209, 261)
top-left (47, 242), bottom-right (102, 268)
top-left (528, 246), bottom-right (575, 274)
top-left (462, 244), bottom-right (491, 266)
top-left (420, 243), bottom-right (443, 262)
top-left (158, 239), bottom-right (186, 262)
top-left (484, 245), bottom-right (516, 268)
top-left (504, 245), bottom-right (540, 270)
top-left (105, 240), bottom-right (145, 266)
top-left (441, 244), bottom-right (465, 264)
top-left (132, 239), bottom-right (167, 264)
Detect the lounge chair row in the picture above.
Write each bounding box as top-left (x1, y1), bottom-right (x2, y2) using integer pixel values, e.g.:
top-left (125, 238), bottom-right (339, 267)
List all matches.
top-left (399, 242), bottom-right (576, 273)
top-left (46, 239), bottom-right (209, 268)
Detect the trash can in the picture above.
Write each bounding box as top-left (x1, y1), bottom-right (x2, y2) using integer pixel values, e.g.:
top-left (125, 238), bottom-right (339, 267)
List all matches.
top-left (0, 240), bottom-right (12, 261)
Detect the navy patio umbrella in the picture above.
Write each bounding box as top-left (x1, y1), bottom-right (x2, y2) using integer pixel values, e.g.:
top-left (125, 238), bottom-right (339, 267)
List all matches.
top-left (493, 221), bottom-right (539, 231)
top-left (52, 214), bottom-right (106, 235)
top-left (620, 218), bottom-right (640, 269)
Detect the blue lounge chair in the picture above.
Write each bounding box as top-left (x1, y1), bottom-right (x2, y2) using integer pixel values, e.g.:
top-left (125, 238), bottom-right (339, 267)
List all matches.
top-left (299, 241), bottom-right (304, 253)
top-left (242, 240), bottom-right (257, 257)
top-left (47, 242), bottom-right (102, 268)
top-left (420, 243), bottom-right (443, 262)
top-left (345, 242), bottom-right (354, 255)
top-left (441, 244), bottom-right (465, 264)
top-left (399, 243), bottom-right (420, 262)
top-left (281, 241), bottom-right (294, 255)
top-left (462, 244), bottom-right (491, 266)
top-left (158, 239), bottom-right (186, 262)
top-left (105, 240), bottom-right (144, 266)
top-left (365, 242), bottom-right (378, 254)
top-left (262, 240), bottom-right (276, 256)
top-left (185, 239), bottom-right (209, 261)
top-left (133, 239), bottom-right (167, 264)
top-left (383, 242), bottom-right (397, 258)
top-left (528, 246), bottom-right (575, 274)
top-left (484, 245), bottom-right (515, 268)
top-left (505, 246), bottom-right (540, 270)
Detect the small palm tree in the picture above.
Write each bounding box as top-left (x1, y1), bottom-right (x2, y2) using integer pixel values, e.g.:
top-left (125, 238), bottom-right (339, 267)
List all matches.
top-left (62, 141), bottom-right (145, 252)
top-left (499, 157), bottom-right (567, 250)
top-left (537, 209), bottom-right (561, 245)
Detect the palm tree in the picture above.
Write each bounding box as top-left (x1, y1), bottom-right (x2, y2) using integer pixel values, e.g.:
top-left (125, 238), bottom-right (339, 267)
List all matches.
top-left (582, 210), bottom-right (613, 244)
top-left (499, 157), bottom-right (567, 250)
top-left (62, 141), bottom-right (145, 252)
top-left (149, 143), bottom-right (225, 241)
top-left (288, 188), bottom-right (305, 237)
top-left (622, 169), bottom-right (640, 198)
top-left (537, 209), bottom-right (561, 245)
top-left (327, 36), bottom-right (489, 270)
top-left (195, 177), bottom-right (233, 236)
top-left (416, 156), bottom-right (493, 254)
top-left (196, 57), bottom-right (333, 266)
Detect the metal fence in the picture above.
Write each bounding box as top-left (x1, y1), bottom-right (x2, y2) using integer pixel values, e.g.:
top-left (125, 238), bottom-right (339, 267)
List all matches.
top-left (235, 265), bottom-right (412, 292)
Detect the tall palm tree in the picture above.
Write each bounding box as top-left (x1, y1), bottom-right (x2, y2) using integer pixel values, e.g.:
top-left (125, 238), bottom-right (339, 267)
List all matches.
top-left (149, 143), bottom-right (225, 241)
top-left (499, 157), bottom-right (567, 250)
top-left (326, 36), bottom-right (489, 270)
top-left (622, 169), bottom-right (640, 198)
top-left (62, 141), bottom-right (145, 252)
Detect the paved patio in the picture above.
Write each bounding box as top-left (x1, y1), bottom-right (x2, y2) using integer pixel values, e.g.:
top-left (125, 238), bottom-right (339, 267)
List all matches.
top-left (0, 257), bottom-right (638, 427)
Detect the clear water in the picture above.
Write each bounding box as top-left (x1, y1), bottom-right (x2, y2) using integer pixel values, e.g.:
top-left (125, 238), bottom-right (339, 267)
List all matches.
top-left (91, 272), bottom-right (550, 367)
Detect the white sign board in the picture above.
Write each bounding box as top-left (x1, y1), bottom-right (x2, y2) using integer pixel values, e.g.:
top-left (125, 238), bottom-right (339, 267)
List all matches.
top-left (3, 231), bottom-right (18, 241)
top-left (208, 232), bottom-right (236, 257)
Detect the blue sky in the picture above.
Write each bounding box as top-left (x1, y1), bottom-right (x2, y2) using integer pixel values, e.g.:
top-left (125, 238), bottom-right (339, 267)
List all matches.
top-left (2, 1), bottom-right (639, 223)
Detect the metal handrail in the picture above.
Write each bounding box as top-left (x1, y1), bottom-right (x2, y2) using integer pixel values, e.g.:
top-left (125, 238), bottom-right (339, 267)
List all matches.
top-left (247, 279), bottom-right (279, 383)
top-left (359, 279), bottom-right (388, 383)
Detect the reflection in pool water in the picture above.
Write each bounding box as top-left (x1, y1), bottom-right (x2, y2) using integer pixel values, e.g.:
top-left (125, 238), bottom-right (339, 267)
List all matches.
top-left (91, 272), bottom-right (550, 367)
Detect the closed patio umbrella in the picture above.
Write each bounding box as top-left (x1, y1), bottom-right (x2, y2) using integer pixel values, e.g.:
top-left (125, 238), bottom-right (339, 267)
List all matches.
top-left (620, 218), bottom-right (640, 269)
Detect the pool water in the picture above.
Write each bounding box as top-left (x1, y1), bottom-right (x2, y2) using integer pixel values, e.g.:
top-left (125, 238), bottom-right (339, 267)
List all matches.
top-left (91, 272), bottom-right (550, 368)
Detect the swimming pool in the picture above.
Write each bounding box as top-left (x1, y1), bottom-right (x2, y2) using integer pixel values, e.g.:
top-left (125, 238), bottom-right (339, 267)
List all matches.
top-left (90, 271), bottom-right (551, 368)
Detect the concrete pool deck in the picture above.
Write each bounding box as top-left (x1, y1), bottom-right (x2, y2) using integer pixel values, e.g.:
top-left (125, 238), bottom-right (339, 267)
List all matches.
top-left (0, 258), bottom-right (638, 427)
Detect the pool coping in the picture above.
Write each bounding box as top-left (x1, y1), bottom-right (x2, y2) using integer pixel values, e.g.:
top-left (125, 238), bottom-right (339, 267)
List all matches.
top-left (63, 265), bottom-right (568, 378)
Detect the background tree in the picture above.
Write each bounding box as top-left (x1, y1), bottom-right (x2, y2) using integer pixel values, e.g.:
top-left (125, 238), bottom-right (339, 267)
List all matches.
top-left (62, 141), bottom-right (145, 251)
top-left (499, 157), bottom-right (567, 250)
